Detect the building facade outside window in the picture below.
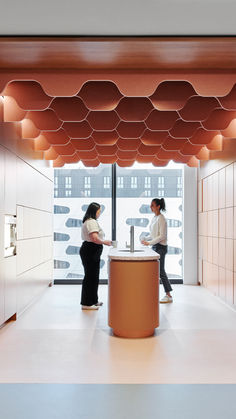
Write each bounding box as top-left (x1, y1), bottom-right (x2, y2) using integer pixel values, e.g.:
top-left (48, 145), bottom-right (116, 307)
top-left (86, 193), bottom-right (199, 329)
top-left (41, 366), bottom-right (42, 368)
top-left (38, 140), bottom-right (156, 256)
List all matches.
top-left (157, 176), bottom-right (164, 187)
top-left (65, 176), bottom-right (72, 188)
top-left (117, 176), bottom-right (124, 188)
top-left (144, 176), bottom-right (151, 188)
top-left (131, 176), bottom-right (137, 188)
top-left (103, 176), bottom-right (110, 189)
top-left (84, 176), bottom-right (91, 189)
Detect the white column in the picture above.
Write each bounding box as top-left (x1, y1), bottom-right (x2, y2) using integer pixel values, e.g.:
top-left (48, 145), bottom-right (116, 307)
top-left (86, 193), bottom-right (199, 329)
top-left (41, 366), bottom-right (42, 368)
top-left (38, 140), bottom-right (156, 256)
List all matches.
top-left (183, 165), bottom-right (198, 284)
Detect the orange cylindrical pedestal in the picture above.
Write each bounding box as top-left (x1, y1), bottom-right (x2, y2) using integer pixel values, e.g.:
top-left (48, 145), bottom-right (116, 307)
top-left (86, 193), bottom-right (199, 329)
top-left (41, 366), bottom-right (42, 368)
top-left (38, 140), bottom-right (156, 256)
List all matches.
top-left (108, 259), bottom-right (159, 338)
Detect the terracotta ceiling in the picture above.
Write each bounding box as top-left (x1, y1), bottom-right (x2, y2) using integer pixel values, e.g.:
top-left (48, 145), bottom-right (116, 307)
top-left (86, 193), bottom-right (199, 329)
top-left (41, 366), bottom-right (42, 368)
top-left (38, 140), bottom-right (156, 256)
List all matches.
top-left (1, 37), bottom-right (236, 168)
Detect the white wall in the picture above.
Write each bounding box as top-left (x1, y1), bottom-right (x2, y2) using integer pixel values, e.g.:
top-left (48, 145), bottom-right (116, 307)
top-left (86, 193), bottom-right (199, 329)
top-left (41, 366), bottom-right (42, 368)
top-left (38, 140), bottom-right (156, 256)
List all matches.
top-left (0, 0), bottom-right (235, 35)
top-left (183, 166), bottom-right (198, 284)
top-left (0, 151), bottom-right (5, 324)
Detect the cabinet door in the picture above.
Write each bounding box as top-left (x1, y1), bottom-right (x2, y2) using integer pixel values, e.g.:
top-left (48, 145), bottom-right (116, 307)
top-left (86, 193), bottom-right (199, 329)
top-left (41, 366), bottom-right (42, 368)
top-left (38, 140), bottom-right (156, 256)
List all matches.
top-left (4, 150), bottom-right (16, 215)
top-left (0, 149), bottom-right (4, 324)
top-left (4, 256), bottom-right (17, 321)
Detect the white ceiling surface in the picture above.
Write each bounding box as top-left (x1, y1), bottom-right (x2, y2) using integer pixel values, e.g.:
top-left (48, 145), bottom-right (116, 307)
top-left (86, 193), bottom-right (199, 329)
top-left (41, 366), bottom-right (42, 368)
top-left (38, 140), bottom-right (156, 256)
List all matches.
top-left (0, 0), bottom-right (235, 35)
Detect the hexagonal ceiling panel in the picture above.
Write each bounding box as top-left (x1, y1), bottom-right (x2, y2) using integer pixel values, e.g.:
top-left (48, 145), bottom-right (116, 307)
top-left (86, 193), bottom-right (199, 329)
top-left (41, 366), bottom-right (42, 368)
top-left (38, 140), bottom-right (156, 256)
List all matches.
top-left (1, 37), bottom-right (236, 168)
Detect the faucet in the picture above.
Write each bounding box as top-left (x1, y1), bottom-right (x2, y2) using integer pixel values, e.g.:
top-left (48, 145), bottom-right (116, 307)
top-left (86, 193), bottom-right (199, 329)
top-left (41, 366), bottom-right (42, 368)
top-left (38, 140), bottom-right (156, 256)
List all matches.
top-left (126, 226), bottom-right (135, 252)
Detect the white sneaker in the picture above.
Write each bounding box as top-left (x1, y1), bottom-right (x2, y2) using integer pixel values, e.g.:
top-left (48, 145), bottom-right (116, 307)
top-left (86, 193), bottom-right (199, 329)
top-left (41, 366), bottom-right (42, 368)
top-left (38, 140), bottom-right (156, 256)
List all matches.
top-left (82, 305), bottom-right (99, 310)
top-left (160, 295), bottom-right (173, 304)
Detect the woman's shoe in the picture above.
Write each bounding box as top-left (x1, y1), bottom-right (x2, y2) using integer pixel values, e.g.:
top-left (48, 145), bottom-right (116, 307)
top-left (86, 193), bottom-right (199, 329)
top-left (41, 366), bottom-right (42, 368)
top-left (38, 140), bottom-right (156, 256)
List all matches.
top-left (95, 301), bottom-right (103, 306)
top-left (160, 295), bottom-right (173, 304)
top-left (82, 305), bottom-right (99, 310)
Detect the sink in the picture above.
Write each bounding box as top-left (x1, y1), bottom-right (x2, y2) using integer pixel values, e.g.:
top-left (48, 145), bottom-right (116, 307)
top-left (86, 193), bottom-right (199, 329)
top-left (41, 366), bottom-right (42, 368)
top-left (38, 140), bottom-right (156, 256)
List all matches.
top-left (118, 249), bottom-right (144, 253)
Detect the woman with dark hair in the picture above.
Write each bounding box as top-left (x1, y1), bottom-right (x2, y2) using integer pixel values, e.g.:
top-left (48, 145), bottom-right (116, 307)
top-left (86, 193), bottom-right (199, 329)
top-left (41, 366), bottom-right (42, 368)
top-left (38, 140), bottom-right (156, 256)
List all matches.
top-left (141, 197), bottom-right (173, 303)
top-left (80, 202), bottom-right (111, 310)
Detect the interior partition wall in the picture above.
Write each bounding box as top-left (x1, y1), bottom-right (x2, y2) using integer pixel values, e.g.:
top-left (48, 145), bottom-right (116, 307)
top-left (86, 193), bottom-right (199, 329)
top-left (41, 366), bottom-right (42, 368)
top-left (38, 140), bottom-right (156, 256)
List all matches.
top-left (53, 162), bottom-right (184, 284)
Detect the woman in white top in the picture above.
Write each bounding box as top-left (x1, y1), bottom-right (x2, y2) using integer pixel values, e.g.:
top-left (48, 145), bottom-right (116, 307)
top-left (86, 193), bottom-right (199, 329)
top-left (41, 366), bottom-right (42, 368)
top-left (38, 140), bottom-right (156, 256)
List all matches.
top-left (141, 198), bottom-right (173, 304)
top-left (80, 202), bottom-right (111, 310)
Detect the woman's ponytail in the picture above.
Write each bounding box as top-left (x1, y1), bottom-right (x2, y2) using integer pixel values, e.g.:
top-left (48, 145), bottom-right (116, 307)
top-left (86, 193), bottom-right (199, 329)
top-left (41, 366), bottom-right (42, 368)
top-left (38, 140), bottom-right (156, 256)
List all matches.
top-left (160, 198), bottom-right (166, 212)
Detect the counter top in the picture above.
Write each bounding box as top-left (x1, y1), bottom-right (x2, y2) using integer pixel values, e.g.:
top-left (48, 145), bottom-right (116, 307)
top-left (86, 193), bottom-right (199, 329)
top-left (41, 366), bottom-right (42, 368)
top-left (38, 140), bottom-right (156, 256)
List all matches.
top-left (108, 247), bottom-right (159, 261)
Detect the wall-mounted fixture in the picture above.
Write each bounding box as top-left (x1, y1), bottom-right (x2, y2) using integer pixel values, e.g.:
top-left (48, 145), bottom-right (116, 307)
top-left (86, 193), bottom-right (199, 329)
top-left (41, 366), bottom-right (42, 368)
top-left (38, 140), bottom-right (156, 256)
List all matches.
top-left (4, 215), bottom-right (17, 257)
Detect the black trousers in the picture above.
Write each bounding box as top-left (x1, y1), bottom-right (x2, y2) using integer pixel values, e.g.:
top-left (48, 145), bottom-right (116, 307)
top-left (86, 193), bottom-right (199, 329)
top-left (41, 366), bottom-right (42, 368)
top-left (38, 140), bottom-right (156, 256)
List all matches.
top-left (152, 243), bottom-right (173, 293)
top-left (80, 241), bottom-right (103, 306)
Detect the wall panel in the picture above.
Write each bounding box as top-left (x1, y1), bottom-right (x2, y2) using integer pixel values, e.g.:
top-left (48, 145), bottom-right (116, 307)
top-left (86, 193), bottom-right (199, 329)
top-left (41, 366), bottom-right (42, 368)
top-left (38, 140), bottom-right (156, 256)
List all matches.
top-left (17, 260), bottom-right (53, 315)
top-left (4, 256), bottom-right (16, 321)
top-left (17, 158), bottom-right (53, 212)
top-left (4, 150), bottom-right (16, 215)
top-left (199, 160), bottom-right (236, 308)
top-left (0, 148), bottom-right (5, 324)
top-left (219, 169), bottom-right (226, 209)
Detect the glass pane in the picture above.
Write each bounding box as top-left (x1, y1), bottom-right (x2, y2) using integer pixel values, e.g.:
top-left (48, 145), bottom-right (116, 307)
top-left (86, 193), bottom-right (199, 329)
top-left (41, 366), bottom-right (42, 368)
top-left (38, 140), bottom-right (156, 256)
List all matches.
top-left (53, 162), bottom-right (112, 281)
top-left (116, 162), bottom-right (183, 279)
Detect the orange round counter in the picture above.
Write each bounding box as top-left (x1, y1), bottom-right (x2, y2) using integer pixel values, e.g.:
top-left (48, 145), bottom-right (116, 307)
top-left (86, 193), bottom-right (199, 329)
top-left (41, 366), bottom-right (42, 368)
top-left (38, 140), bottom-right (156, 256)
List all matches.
top-left (108, 249), bottom-right (159, 338)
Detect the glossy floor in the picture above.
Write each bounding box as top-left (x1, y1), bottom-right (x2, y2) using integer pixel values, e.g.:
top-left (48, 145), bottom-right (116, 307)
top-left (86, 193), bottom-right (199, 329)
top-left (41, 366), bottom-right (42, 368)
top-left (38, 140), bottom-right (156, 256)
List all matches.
top-left (0, 284), bottom-right (236, 383)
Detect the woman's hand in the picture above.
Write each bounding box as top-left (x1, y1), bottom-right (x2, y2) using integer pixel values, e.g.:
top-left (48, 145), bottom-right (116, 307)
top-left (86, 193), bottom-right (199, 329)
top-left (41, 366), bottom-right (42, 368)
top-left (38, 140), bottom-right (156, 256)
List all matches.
top-left (141, 240), bottom-right (149, 246)
top-left (103, 240), bottom-right (112, 246)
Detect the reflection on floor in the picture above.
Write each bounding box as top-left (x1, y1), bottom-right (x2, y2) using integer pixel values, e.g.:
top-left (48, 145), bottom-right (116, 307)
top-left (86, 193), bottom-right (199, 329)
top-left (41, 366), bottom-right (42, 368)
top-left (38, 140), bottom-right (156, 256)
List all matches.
top-left (1, 383), bottom-right (236, 419)
top-left (0, 284), bottom-right (236, 384)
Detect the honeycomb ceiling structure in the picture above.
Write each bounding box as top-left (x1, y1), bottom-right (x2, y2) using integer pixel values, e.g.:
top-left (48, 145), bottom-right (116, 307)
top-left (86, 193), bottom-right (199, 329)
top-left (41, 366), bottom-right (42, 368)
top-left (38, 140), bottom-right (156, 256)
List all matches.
top-left (1, 37), bottom-right (236, 168)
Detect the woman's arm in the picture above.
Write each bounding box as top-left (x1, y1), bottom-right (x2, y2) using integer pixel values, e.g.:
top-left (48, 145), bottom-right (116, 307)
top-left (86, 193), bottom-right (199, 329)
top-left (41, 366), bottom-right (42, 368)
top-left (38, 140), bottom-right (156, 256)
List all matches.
top-left (143, 217), bottom-right (166, 246)
top-left (89, 232), bottom-right (111, 246)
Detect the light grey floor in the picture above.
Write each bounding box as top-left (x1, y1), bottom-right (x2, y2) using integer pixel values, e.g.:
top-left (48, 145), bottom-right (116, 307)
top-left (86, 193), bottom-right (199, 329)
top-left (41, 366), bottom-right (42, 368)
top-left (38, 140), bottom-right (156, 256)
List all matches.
top-left (0, 384), bottom-right (236, 419)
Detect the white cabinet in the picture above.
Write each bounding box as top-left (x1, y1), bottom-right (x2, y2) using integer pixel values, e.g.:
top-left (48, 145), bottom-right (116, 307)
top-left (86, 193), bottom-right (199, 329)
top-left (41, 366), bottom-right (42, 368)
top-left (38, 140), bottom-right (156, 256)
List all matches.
top-left (0, 145), bottom-right (53, 326)
top-left (4, 150), bottom-right (16, 215)
top-left (0, 149), bottom-right (5, 324)
top-left (4, 256), bottom-right (16, 321)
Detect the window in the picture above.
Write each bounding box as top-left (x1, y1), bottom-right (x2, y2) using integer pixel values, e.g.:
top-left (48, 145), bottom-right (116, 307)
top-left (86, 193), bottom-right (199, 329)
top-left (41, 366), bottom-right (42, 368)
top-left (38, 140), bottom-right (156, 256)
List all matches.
top-left (131, 176), bottom-right (137, 188)
top-left (54, 189), bottom-right (58, 197)
top-left (117, 176), bottom-right (124, 188)
top-left (54, 164), bottom-right (112, 281)
top-left (103, 176), bottom-right (110, 189)
top-left (66, 273), bottom-right (83, 279)
top-left (177, 176), bottom-right (182, 187)
top-left (66, 245), bottom-right (81, 255)
top-left (144, 176), bottom-right (151, 188)
top-left (54, 260), bottom-right (70, 269)
top-left (139, 204), bottom-right (152, 214)
top-left (126, 218), bottom-right (149, 227)
top-left (158, 176), bottom-right (164, 187)
top-left (177, 189), bottom-right (182, 197)
top-left (54, 205), bottom-right (70, 214)
top-left (65, 176), bottom-right (72, 188)
top-left (54, 232), bottom-right (70, 241)
top-left (54, 176), bottom-right (58, 188)
top-left (84, 176), bottom-right (91, 188)
top-left (167, 219), bottom-right (182, 228)
top-left (65, 218), bottom-right (82, 228)
top-left (168, 246), bottom-right (182, 255)
top-left (54, 162), bottom-right (182, 282)
top-left (116, 163), bottom-right (183, 281)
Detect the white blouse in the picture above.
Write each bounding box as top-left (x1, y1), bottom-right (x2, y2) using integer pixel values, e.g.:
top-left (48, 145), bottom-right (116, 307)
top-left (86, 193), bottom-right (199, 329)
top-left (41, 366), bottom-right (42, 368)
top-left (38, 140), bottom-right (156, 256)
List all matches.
top-left (81, 218), bottom-right (105, 242)
top-left (145, 214), bottom-right (167, 246)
